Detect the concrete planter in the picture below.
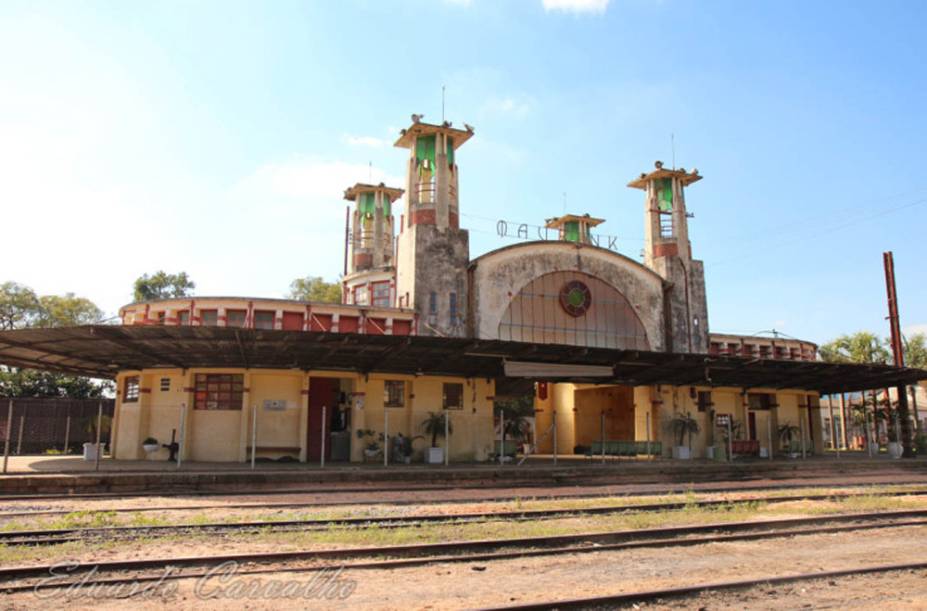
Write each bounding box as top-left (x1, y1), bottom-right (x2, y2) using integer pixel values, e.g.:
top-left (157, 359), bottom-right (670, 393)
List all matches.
top-left (672, 446), bottom-right (691, 460)
top-left (142, 443), bottom-right (160, 454)
top-left (426, 447), bottom-right (444, 464)
top-left (82, 442), bottom-right (104, 461)
top-left (888, 442), bottom-right (903, 459)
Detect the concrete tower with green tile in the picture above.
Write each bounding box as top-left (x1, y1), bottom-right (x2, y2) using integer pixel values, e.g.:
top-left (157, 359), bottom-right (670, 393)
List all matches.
top-left (342, 182), bottom-right (403, 307)
top-left (394, 116), bottom-right (474, 336)
top-left (628, 161), bottom-right (710, 353)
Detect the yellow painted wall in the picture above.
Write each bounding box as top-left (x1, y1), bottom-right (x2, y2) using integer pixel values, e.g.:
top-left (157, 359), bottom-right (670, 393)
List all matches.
top-left (248, 372), bottom-right (303, 459)
top-left (535, 382), bottom-right (824, 459)
top-left (113, 368), bottom-right (494, 463)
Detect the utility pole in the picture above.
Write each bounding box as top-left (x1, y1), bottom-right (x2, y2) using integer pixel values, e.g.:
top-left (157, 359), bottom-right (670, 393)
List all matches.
top-left (884, 251), bottom-right (914, 457)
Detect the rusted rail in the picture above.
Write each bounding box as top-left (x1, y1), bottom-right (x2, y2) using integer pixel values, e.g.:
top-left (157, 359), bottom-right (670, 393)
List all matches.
top-left (476, 561), bottom-right (927, 610)
top-left (1, 510), bottom-right (925, 593)
top-left (2, 489), bottom-right (926, 546)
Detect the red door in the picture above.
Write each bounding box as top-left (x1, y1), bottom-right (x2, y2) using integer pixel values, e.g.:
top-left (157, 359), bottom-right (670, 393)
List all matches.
top-left (308, 377), bottom-right (335, 461)
top-left (282, 312), bottom-right (304, 331)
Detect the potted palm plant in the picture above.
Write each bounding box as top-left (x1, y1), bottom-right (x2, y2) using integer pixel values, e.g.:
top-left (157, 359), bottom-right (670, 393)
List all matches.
top-left (420, 412), bottom-right (452, 464)
top-left (667, 412), bottom-right (699, 459)
top-left (496, 408), bottom-right (531, 461)
top-left (778, 423), bottom-right (801, 458)
top-left (142, 437), bottom-right (160, 454)
top-left (355, 429), bottom-right (383, 461)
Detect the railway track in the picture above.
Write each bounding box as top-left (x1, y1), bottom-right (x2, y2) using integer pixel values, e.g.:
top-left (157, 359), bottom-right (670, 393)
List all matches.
top-left (477, 561), bottom-right (927, 610)
top-left (2, 489), bottom-right (926, 546)
top-left (3, 474), bottom-right (925, 503)
top-left (2, 480), bottom-right (925, 518)
top-left (0, 510), bottom-right (925, 594)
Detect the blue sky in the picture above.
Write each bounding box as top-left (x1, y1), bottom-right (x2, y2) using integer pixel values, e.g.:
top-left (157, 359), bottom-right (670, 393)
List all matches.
top-left (2, 0), bottom-right (925, 345)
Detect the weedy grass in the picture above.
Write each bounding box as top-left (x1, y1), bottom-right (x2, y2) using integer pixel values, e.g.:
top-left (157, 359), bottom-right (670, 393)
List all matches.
top-left (1, 494), bottom-right (926, 566)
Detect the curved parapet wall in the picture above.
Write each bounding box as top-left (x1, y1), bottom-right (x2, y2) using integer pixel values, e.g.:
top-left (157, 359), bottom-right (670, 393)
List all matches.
top-left (119, 296), bottom-right (415, 336)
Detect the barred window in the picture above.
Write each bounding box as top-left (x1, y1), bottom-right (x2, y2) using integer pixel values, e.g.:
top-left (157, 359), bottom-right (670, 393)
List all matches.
top-left (226, 309), bottom-right (247, 328)
top-left (200, 310), bottom-right (218, 327)
top-left (372, 282), bottom-right (391, 308)
top-left (254, 310), bottom-right (275, 330)
top-left (384, 380), bottom-right (405, 408)
top-left (443, 382), bottom-right (463, 410)
top-left (177, 310), bottom-right (190, 326)
top-left (194, 374), bottom-right (244, 410)
top-left (123, 376), bottom-right (140, 403)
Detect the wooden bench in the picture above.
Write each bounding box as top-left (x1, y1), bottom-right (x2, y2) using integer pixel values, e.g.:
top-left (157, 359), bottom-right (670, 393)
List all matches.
top-left (586, 440), bottom-right (662, 457)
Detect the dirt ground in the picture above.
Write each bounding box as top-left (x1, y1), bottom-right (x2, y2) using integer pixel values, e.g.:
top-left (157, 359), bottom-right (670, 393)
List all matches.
top-left (2, 522), bottom-right (925, 609)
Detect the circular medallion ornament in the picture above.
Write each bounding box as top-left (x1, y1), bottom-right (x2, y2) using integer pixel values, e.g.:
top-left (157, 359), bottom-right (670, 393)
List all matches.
top-left (559, 280), bottom-right (592, 317)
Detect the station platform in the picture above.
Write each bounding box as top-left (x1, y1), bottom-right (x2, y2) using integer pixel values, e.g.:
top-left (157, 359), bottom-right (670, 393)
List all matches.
top-left (0, 453), bottom-right (925, 496)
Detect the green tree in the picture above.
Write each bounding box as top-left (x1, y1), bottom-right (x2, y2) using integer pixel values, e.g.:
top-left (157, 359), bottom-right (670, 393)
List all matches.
top-left (133, 271), bottom-right (195, 302)
top-left (35, 294), bottom-right (103, 327)
top-left (0, 282), bottom-right (111, 398)
top-left (0, 282), bottom-right (42, 330)
top-left (819, 332), bottom-right (890, 365)
top-left (903, 333), bottom-right (927, 369)
top-left (287, 276), bottom-right (342, 304)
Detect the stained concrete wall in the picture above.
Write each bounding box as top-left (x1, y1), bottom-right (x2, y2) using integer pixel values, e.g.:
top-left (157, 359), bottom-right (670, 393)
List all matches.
top-left (469, 241), bottom-right (666, 351)
top-left (396, 223), bottom-right (470, 337)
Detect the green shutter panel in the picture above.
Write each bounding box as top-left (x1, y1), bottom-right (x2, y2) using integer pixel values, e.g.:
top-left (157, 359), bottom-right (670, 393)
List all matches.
top-left (359, 193), bottom-right (375, 217)
top-left (659, 178), bottom-right (673, 212)
top-left (382, 196), bottom-right (391, 217)
top-left (564, 221), bottom-right (580, 242)
top-left (447, 137), bottom-right (455, 166)
top-left (415, 135), bottom-right (436, 167)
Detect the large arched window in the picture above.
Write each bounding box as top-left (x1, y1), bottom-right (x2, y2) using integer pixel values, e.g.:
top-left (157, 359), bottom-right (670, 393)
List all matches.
top-left (497, 271), bottom-right (649, 350)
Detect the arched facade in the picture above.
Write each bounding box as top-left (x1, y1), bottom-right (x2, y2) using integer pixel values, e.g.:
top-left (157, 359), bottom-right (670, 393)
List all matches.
top-left (497, 270), bottom-right (650, 350)
top-left (468, 241), bottom-right (666, 351)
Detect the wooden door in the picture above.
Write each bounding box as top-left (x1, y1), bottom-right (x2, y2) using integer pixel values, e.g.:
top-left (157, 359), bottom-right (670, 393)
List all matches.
top-left (748, 411), bottom-right (757, 441)
top-left (308, 377), bottom-right (335, 461)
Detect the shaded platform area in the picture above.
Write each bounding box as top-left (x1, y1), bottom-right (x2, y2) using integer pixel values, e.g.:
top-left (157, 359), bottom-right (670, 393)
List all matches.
top-left (1, 326), bottom-right (926, 393)
top-left (1, 453), bottom-right (925, 495)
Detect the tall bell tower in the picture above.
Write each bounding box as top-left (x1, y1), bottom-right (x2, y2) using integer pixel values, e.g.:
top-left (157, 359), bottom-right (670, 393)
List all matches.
top-left (342, 182), bottom-right (403, 307)
top-left (394, 115), bottom-right (474, 336)
top-left (628, 161), bottom-right (710, 353)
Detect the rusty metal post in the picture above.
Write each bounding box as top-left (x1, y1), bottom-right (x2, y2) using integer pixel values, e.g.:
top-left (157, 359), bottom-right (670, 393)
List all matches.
top-left (94, 400), bottom-right (103, 472)
top-left (3, 399), bottom-right (12, 473)
top-left (884, 251), bottom-right (914, 457)
top-left (343, 206), bottom-right (350, 277)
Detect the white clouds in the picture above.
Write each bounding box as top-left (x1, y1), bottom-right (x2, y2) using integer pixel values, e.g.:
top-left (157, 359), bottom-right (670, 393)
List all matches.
top-left (904, 324), bottom-right (927, 337)
top-left (481, 96), bottom-right (535, 120)
top-left (233, 158), bottom-right (401, 203)
top-left (343, 134), bottom-right (392, 148)
top-left (542, 0), bottom-right (610, 13)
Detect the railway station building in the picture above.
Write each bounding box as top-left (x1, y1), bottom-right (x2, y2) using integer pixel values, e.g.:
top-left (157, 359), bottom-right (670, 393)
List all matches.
top-left (2, 115), bottom-right (924, 464)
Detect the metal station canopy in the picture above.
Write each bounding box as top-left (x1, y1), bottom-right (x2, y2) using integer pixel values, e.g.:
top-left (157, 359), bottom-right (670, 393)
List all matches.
top-left (0, 326), bottom-right (925, 395)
